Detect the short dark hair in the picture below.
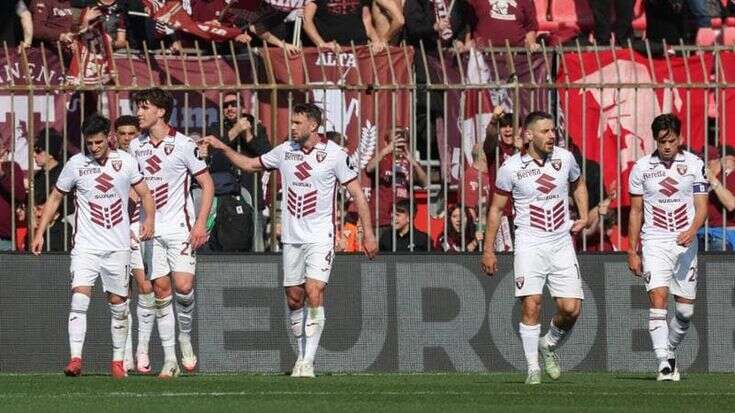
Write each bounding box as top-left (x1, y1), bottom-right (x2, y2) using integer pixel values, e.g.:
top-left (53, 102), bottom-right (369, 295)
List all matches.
top-left (134, 87), bottom-right (174, 123)
top-left (395, 199), bottom-right (415, 216)
top-left (114, 115), bottom-right (139, 131)
top-left (523, 111), bottom-right (554, 129)
top-left (498, 112), bottom-right (515, 128)
top-left (651, 113), bottom-right (681, 140)
top-left (293, 103), bottom-right (322, 127)
top-left (82, 114), bottom-right (111, 137)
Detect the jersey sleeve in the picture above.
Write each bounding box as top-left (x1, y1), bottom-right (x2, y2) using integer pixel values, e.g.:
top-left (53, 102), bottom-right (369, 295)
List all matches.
top-left (494, 162), bottom-right (513, 195)
top-left (568, 151), bottom-right (581, 182)
top-left (258, 144), bottom-right (283, 171)
top-left (628, 162), bottom-right (644, 196)
top-left (335, 150), bottom-right (359, 185)
top-left (183, 139), bottom-right (208, 176)
top-left (692, 157), bottom-right (709, 194)
top-left (54, 159), bottom-right (77, 194)
top-left (127, 155), bottom-right (144, 186)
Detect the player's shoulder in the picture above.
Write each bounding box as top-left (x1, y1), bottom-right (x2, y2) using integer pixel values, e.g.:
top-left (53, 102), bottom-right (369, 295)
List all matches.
top-left (499, 152), bottom-right (523, 170)
top-left (632, 153), bottom-right (654, 169)
top-left (681, 149), bottom-right (703, 164)
top-left (63, 153), bottom-right (87, 168)
top-left (110, 149), bottom-right (136, 164)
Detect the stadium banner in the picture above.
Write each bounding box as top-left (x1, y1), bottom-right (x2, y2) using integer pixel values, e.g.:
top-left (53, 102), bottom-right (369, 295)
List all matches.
top-left (256, 46), bottom-right (413, 172)
top-left (0, 49), bottom-right (252, 171)
top-left (2, 253), bottom-right (734, 373)
top-left (557, 51), bottom-right (714, 207)
top-left (719, 52), bottom-right (735, 148)
top-left (435, 50), bottom-right (550, 184)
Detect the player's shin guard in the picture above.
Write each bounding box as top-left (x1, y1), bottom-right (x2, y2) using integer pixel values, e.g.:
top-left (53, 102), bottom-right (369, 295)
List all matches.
top-left (289, 307), bottom-right (306, 361)
top-left (69, 293), bottom-right (90, 359)
top-left (156, 296), bottom-right (177, 362)
top-left (109, 301), bottom-right (130, 362)
top-left (649, 308), bottom-right (669, 362)
top-left (303, 306), bottom-right (325, 364)
top-left (542, 320), bottom-right (567, 350)
top-left (519, 323), bottom-right (541, 371)
top-left (668, 303), bottom-right (694, 355)
top-left (175, 291), bottom-right (195, 342)
top-left (136, 293), bottom-right (156, 354)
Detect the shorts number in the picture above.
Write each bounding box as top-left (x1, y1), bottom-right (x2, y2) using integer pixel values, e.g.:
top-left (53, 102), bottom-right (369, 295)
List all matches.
top-left (325, 250), bottom-right (334, 265)
top-left (687, 267), bottom-right (697, 282)
top-left (180, 242), bottom-right (191, 256)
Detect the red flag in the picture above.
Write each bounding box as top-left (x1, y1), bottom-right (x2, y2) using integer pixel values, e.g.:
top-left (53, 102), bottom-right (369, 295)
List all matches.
top-left (142, 0), bottom-right (243, 41)
top-left (558, 49), bottom-right (713, 207)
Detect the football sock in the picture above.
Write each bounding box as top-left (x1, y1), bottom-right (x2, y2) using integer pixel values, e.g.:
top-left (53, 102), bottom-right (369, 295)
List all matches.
top-left (109, 301), bottom-right (129, 362)
top-left (69, 293), bottom-right (90, 359)
top-left (175, 290), bottom-right (195, 343)
top-left (156, 295), bottom-right (177, 362)
top-left (668, 302), bottom-right (694, 355)
top-left (649, 308), bottom-right (669, 362)
top-left (289, 307), bottom-right (305, 361)
top-left (136, 293), bottom-right (156, 354)
top-left (519, 323), bottom-right (541, 371)
top-left (542, 320), bottom-right (566, 350)
top-left (125, 300), bottom-right (134, 361)
top-left (303, 306), bottom-right (325, 365)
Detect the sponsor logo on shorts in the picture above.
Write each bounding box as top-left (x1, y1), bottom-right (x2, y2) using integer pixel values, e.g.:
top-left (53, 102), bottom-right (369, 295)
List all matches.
top-left (515, 277), bottom-right (524, 289)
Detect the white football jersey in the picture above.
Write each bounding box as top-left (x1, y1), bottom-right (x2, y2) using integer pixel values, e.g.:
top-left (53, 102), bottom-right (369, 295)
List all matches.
top-left (55, 149), bottom-right (143, 252)
top-left (260, 138), bottom-right (358, 244)
top-left (128, 127), bottom-right (207, 235)
top-left (495, 146), bottom-right (581, 246)
top-left (629, 150), bottom-right (708, 242)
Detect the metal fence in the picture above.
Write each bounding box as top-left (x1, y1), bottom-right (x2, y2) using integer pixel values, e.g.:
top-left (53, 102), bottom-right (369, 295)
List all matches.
top-left (1, 40), bottom-right (734, 253)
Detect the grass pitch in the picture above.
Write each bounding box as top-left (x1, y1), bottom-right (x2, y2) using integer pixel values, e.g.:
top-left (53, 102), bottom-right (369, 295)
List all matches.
top-left (1, 372), bottom-right (734, 412)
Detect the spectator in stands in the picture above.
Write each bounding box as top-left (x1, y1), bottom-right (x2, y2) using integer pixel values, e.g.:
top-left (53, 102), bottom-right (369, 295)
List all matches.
top-left (435, 204), bottom-right (481, 252)
top-left (17, 1), bottom-right (35, 48)
top-left (588, 0), bottom-right (634, 45)
top-left (463, 143), bottom-right (489, 221)
top-left (464, 0), bottom-right (539, 49)
top-left (15, 204), bottom-right (28, 251)
top-left (371, 0), bottom-right (404, 43)
top-left (700, 145), bottom-right (735, 250)
top-left (366, 128), bottom-right (429, 227)
top-left (30, 0), bottom-right (75, 47)
top-left (379, 199), bottom-right (430, 251)
top-left (248, 0), bottom-right (301, 55)
top-left (302, 0), bottom-right (387, 52)
top-left (78, 0), bottom-right (127, 50)
top-left (335, 210), bottom-right (363, 252)
top-left (645, 0), bottom-right (701, 44)
top-left (32, 129), bottom-right (66, 206)
top-left (124, 0), bottom-right (155, 49)
top-left (0, 138), bottom-right (28, 251)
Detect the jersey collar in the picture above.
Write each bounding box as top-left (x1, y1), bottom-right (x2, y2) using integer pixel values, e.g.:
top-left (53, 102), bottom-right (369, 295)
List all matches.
top-left (650, 150), bottom-right (684, 169)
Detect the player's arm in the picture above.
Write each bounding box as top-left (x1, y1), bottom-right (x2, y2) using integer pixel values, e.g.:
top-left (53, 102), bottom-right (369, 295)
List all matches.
top-left (132, 180), bottom-right (155, 241)
top-left (677, 194), bottom-right (708, 247)
top-left (570, 176), bottom-right (589, 233)
top-left (202, 135), bottom-right (264, 172)
top-left (627, 194), bottom-right (644, 276)
top-left (480, 191), bottom-right (509, 276)
top-left (345, 179), bottom-right (378, 259)
top-left (190, 171), bottom-right (215, 250)
top-left (31, 188), bottom-right (64, 255)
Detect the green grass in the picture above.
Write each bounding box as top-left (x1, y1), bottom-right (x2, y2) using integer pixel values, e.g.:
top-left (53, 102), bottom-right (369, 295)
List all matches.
top-left (2, 372), bottom-right (735, 412)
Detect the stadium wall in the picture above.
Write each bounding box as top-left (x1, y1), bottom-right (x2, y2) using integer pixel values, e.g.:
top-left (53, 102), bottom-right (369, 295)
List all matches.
top-left (1, 253), bottom-right (734, 374)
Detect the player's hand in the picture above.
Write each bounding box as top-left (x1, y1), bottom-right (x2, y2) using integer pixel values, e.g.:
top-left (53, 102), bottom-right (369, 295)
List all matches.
top-left (677, 229), bottom-right (696, 247)
top-left (627, 252), bottom-right (642, 277)
top-left (481, 250), bottom-right (497, 276)
top-left (202, 135), bottom-right (227, 151)
top-left (362, 232), bottom-right (378, 259)
top-left (571, 217), bottom-right (588, 234)
top-left (130, 229), bottom-right (139, 243)
top-left (31, 235), bottom-right (44, 256)
top-left (188, 223), bottom-right (209, 251)
top-left (139, 218), bottom-right (154, 241)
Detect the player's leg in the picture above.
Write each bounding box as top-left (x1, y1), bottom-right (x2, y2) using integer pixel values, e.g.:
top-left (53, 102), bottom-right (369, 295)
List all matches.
top-left (147, 237), bottom-right (179, 378)
top-left (124, 283), bottom-right (135, 373)
top-left (172, 271), bottom-right (196, 372)
top-left (642, 242), bottom-right (676, 380)
top-left (283, 244), bottom-right (307, 377)
top-left (100, 250), bottom-right (132, 379)
top-left (299, 244), bottom-right (334, 378)
top-left (519, 295), bottom-right (543, 384)
top-left (667, 244), bottom-right (698, 381)
top-left (132, 268), bottom-right (155, 374)
top-left (65, 251), bottom-right (99, 377)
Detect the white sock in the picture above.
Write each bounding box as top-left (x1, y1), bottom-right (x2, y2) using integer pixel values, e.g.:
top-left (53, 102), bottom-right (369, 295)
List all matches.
top-left (519, 323), bottom-right (541, 371)
top-left (109, 301), bottom-right (129, 361)
top-left (668, 303), bottom-right (694, 356)
top-left (125, 300), bottom-right (134, 361)
top-left (136, 293), bottom-right (156, 355)
top-left (156, 295), bottom-right (177, 362)
top-left (69, 293), bottom-right (90, 359)
top-left (289, 307), bottom-right (305, 361)
top-left (302, 306), bottom-right (325, 365)
top-left (649, 308), bottom-right (669, 362)
top-left (542, 320), bottom-right (567, 350)
top-left (175, 290), bottom-right (195, 343)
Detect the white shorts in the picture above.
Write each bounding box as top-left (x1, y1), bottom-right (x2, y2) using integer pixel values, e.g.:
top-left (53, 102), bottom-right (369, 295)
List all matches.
top-left (513, 237), bottom-right (584, 299)
top-left (642, 240), bottom-right (698, 300)
top-left (144, 231), bottom-right (196, 280)
top-left (130, 239), bottom-right (145, 271)
top-left (282, 242), bottom-right (334, 287)
top-left (70, 249), bottom-right (130, 297)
